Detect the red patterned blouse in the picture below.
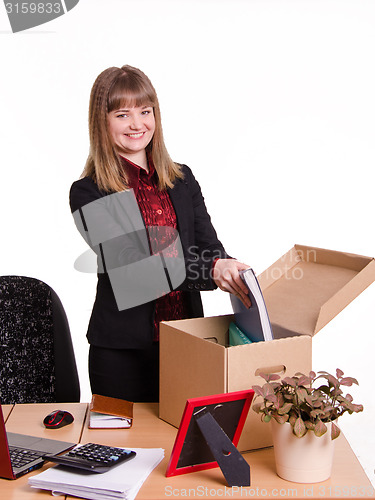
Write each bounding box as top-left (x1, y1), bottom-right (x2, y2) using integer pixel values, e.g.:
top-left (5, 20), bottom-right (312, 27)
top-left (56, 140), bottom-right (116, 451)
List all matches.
top-left (121, 156), bottom-right (190, 341)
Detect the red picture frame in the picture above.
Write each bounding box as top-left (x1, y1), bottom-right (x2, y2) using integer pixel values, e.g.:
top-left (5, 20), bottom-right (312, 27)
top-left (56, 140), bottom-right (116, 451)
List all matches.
top-left (166, 389), bottom-right (254, 478)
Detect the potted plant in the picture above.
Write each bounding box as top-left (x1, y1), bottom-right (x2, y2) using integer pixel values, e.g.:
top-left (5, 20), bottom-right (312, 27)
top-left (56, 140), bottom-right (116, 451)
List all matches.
top-left (252, 368), bottom-right (363, 483)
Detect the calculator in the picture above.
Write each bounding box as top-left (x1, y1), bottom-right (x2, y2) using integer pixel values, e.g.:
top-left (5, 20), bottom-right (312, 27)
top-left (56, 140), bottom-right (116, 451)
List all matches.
top-left (44, 442), bottom-right (136, 473)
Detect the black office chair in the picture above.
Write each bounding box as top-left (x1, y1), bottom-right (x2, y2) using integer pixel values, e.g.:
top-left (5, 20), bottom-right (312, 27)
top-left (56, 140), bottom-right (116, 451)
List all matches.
top-left (0, 276), bottom-right (80, 404)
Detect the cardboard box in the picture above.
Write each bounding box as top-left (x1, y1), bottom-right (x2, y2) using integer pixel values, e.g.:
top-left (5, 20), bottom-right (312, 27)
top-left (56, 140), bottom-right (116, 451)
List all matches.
top-left (258, 244), bottom-right (375, 338)
top-left (159, 245), bottom-right (375, 452)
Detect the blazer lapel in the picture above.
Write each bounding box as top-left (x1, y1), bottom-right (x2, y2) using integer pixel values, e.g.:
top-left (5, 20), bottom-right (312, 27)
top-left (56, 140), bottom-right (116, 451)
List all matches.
top-left (168, 179), bottom-right (191, 253)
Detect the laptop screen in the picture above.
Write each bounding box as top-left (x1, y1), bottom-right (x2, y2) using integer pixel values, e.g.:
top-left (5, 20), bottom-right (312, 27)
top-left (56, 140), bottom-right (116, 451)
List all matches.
top-left (0, 404), bottom-right (16, 479)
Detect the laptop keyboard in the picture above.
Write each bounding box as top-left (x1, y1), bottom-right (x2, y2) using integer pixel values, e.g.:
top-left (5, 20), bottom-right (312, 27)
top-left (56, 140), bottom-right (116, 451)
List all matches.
top-left (9, 446), bottom-right (42, 469)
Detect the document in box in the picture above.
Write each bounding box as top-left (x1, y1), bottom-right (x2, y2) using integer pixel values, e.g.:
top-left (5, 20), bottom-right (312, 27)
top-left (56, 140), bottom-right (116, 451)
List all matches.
top-left (28, 447), bottom-right (164, 500)
top-left (230, 268), bottom-right (274, 342)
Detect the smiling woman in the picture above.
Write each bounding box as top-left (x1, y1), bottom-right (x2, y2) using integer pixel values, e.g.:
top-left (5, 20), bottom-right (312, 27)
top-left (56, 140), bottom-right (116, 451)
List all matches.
top-left (107, 105), bottom-right (156, 170)
top-left (69, 64), bottom-right (250, 403)
top-left (82, 65), bottom-right (183, 193)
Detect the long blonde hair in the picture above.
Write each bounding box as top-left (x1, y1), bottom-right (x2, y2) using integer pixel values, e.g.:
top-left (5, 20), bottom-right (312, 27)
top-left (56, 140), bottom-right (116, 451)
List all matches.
top-left (83, 65), bottom-right (183, 192)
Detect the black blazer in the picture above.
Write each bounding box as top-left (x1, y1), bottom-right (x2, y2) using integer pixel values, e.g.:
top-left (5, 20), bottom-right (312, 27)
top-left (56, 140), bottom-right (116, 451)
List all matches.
top-left (69, 164), bottom-right (229, 349)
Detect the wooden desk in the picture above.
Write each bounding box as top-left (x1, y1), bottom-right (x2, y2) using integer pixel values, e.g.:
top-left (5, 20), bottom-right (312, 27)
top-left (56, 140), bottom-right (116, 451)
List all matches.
top-left (1, 403), bottom-right (374, 500)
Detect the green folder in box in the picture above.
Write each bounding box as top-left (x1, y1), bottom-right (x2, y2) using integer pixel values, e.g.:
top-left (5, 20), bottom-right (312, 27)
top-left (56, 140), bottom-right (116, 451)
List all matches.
top-left (228, 322), bottom-right (253, 346)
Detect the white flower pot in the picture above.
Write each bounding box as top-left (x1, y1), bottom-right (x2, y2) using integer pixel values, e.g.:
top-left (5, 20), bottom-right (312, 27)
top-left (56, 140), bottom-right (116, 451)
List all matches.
top-left (271, 420), bottom-right (336, 483)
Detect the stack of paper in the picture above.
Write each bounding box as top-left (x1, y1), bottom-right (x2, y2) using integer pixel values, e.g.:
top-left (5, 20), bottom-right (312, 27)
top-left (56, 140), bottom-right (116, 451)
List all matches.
top-left (28, 448), bottom-right (164, 500)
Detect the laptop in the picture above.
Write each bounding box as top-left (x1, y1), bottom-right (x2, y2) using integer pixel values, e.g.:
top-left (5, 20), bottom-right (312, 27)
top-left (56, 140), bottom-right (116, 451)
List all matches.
top-left (0, 403), bottom-right (76, 480)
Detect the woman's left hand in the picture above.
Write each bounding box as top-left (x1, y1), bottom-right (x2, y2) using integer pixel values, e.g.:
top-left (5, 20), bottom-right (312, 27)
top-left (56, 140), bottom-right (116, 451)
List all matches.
top-left (212, 259), bottom-right (251, 308)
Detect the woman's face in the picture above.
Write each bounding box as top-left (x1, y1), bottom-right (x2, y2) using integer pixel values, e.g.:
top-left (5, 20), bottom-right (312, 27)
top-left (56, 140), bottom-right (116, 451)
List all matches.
top-left (107, 105), bottom-right (156, 160)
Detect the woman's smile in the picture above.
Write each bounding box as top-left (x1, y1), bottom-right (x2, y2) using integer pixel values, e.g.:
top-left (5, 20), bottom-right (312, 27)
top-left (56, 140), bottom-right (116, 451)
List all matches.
top-left (126, 132), bottom-right (146, 139)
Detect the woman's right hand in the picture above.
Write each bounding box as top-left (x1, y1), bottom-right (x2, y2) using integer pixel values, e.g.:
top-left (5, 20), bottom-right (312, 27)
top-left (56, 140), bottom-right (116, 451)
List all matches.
top-left (212, 259), bottom-right (251, 308)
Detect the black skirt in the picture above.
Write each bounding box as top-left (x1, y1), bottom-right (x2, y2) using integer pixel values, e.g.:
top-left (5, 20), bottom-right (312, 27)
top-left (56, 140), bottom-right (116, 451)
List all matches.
top-left (88, 343), bottom-right (160, 402)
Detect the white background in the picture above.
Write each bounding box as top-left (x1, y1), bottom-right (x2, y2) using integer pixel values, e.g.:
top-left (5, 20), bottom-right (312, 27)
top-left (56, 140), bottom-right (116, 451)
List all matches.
top-left (0, 0), bottom-right (374, 488)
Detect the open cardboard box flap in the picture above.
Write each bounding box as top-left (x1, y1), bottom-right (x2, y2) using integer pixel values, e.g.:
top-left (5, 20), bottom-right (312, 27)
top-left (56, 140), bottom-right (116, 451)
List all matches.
top-left (258, 244), bottom-right (375, 338)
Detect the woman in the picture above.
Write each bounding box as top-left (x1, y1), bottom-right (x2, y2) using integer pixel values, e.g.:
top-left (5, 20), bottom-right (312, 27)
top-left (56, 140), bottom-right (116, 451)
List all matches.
top-left (70, 65), bottom-right (250, 402)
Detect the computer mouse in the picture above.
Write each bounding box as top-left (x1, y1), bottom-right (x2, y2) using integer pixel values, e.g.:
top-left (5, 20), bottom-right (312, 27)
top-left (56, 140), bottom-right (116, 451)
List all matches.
top-left (43, 410), bottom-right (74, 429)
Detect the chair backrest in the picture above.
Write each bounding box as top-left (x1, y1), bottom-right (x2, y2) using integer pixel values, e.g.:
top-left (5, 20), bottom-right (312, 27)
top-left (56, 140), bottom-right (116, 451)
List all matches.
top-left (0, 276), bottom-right (80, 404)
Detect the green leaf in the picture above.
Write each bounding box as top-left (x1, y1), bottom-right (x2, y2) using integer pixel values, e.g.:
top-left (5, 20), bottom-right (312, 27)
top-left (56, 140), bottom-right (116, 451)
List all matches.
top-left (310, 409), bottom-right (325, 418)
top-left (313, 399), bottom-right (324, 408)
top-left (314, 420), bottom-right (327, 437)
top-left (289, 414), bottom-right (297, 426)
top-left (297, 375), bottom-right (311, 386)
top-left (274, 392), bottom-right (284, 410)
top-left (340, 400), bottom-right (362, 413)
top-left (275, 414), bottom-right (289, 424)
top-left (305, 394), bottom-right (314, 406)
top-left (349, 403), bottom-right (364, 413)
top-left (263, 383), bottom-right (275, 397)
top-left (265, 394), bottom-right (278, 404)
top-left (336, 368), bottom-right (344, 379)
top-left (327, 374), bottom-right (339, 387)
top-left (340, 377), bottom-right (359, 387)
top-left (315, 384), bottom-right (330, 395)
top-left (317, 373), bottom-right (338, 388)
top-left (283, 377), bottom-right (297, 387)
top-left (293, 417), bottom-right (307, 438)
top-left (331, 422), bottom-right (341, 440)
top-left (252, 385), bottom-right (264, 396)
top-left (296, 387), bottom-right (308, 403)
top-left (263, 414), bottom-right (272, 423)
top-left (252, 403), bottom-right (263, 414)
top-left (278, 403), bottom-right (293, 415)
